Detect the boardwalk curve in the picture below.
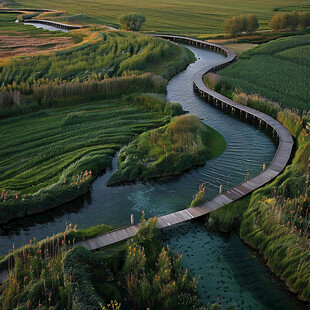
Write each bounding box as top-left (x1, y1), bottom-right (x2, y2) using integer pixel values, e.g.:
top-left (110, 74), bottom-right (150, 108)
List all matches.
top-left (77, 35), bottom-right (294, 251)
top-left (0, 8), bottom-right (84, 30)
top-left (0, 34), bottom-right (294, 282)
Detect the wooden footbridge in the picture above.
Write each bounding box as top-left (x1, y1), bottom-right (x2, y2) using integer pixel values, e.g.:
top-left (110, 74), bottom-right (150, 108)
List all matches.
top-left (77, 35), bottom-right (294, 251)
top-left (0, 8), bottom-right (84, 30)
top-left (0, 35), bottom-right (293, 283)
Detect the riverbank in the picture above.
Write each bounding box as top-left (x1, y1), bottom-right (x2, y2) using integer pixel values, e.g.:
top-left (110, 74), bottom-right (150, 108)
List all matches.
top-left (107, 114), bottom-right (226, 186)
top-left (205, 35), bottom-right (310, 303)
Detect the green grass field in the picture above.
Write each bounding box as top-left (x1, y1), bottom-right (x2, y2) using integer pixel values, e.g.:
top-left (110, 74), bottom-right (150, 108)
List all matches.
top-left (0, 13), bottom-right (73, 36)
top-left (219, 34), bottom-right (310, 111)
top-left (12, 0), bottom-right (310, 34)
top-left (0, 97), bottom-right (173, 223)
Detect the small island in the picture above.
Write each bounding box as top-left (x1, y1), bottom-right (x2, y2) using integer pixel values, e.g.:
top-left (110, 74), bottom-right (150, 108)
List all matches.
top-left (107, 114), bottom-right (226, 185)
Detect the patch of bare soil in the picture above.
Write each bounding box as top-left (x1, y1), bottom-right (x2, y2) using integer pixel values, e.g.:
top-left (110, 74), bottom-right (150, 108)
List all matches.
top-left (0, 35), bottom-right (73, 58)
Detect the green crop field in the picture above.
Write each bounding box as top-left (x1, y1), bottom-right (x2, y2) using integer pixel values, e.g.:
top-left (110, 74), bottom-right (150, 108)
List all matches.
top-left (219, 34), bottom-right (310, 111)
top-left (0, 13), bottom-right (73, 36)
top-left (0, 97), bottom-right (177, 223)
top-left (13, 0), bottom-right (310, 34)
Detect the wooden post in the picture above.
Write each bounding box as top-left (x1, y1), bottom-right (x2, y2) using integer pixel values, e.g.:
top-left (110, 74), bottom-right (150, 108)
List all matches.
top-left (219, 184), bottom-right (223, 194)
top-left (130, 214), bottom-right (134, 225)
top-left (263, 163), bottom-right (266, 171)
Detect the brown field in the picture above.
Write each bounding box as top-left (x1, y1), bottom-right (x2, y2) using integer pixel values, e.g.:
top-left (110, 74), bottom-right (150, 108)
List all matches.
top-left (0, 35), bottom-right (73, 58)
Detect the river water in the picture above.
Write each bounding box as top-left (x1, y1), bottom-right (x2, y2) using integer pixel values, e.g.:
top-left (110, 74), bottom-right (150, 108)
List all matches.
top-left (0, 41), bottom-right (306, 308)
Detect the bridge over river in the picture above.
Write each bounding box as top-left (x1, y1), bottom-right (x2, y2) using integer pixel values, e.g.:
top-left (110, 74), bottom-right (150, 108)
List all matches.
top-left (77, 35), bottom-right (293, 251)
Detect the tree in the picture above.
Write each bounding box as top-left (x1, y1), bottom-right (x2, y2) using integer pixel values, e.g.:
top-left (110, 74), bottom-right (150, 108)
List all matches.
top-left (269, 14), bottom-right (281, 30)
top-left (290, 11), bottom-right (299, 31)
top-left (223, 16), bottom-right (242, 36)
top-left (118, 13), bottom-right (146, 31)
top-left (247, 14), bottom-right (259, 33)
top-left (223, 14), bottom-right (259, 36)
top-left (299, 12), bottom-right (310, 29)
top-left (279, 12), bottom-right (291, 30)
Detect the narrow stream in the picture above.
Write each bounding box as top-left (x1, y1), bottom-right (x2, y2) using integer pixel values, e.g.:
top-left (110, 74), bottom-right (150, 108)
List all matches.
top-left (0, 39), bottom-right (305, 308)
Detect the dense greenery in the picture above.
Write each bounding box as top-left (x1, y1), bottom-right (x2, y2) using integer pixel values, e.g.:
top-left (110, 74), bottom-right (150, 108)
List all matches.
top-left (211, 37), bottom-right (310, 302)
top-left (0, 31), bottom-right (189, 88)
top-left (240, 125), bottom-right (310, 302)
top-left (14, 0), bottom-right (310, 34)
top-left (223, 14), bottom-right (259, 36)
top-left (218, 34), bottom-right (310, 111)
top-left (108, 114), bottom-right (226, 185)
top-left (0, 96), bottom-right (180, 223)
top-left (118, 13), bottom-right (146, 31)
top-left (0, 219), bottom-right (225, 309)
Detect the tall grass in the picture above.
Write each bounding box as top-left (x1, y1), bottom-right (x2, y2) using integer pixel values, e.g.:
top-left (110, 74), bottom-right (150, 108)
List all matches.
top-left (0, 31), bottom-right (187, 88)
top-left (0, 218), bottom-right (225, 309)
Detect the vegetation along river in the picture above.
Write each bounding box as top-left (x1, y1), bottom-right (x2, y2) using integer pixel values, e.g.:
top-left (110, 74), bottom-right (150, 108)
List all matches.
top-left (0, 42), bottom-right (306, 308)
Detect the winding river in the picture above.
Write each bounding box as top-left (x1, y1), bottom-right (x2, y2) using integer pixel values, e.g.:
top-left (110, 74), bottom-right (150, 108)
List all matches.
top-left (0, 40), bottom-right (306, 308)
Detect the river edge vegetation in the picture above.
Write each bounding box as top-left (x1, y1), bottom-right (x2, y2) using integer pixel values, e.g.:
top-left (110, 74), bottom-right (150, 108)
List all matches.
top-left (0, 219), bottom-right (232, 309)
top-left (0, 27), bottom-right (205, 224)
top-left (107, 114), bottom-right (226, 186)
top-left (204, 34), bottom-right (310, 302)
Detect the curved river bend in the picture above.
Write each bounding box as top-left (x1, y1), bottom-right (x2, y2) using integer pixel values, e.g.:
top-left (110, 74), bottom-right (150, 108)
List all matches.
top-left (0, 43), bottom-right (306, 309)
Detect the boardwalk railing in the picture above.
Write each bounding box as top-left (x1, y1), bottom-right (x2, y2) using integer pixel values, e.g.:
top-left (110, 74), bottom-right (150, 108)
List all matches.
top-left (23, 19), bottom-right (83, 30)
top-left (0, 8), bottom-right (84, 30)
top-left (0, 35), bottom-right (294, 282)
top-left (77, 35), bottom-right (294, 251)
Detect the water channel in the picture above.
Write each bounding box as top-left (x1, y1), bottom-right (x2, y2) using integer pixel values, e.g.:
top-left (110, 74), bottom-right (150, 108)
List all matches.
top-left (0, 33), bottom-right (306, 308)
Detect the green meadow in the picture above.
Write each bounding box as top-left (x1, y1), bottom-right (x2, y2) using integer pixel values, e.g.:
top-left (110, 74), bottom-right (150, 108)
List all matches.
top-left (14, 0), bottom-right (310, 34)
top-left (219, 34), bottom-right (310, 111)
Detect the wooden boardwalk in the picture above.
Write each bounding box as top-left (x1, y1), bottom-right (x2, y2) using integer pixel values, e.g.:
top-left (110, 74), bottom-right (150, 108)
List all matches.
top-left (0, 9), bottom-right (84, 30)
top-left (77, 35), bottom-right (294, 251)
top-left (23, 19), bottom-right (84, 30)
top-left (0, 34), bottom-right (294, 284)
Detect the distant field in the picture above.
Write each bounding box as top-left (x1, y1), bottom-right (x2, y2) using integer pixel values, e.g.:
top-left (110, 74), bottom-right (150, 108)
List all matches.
top-left (15, 0), bottom-right (310, 34)
top-left (219, 34), bottom-right (310, 111)
top-left (0, 14), bottom-right (78, 62)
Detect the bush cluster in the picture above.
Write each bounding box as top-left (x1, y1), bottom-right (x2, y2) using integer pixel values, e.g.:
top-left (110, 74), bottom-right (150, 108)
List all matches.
top-left (223, 14), bottom-right (259, 36)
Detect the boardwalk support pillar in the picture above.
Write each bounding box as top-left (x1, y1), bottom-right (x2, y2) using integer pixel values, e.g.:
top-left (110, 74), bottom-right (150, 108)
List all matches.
top-left (219, 184), bottom-right (223, 194)
top-left (130, 214), bottom-right (134, 225)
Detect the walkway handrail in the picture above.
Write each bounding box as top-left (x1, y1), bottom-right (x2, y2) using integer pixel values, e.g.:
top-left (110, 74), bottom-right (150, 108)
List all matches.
top-left (77, 35), bottom-right (294, 251)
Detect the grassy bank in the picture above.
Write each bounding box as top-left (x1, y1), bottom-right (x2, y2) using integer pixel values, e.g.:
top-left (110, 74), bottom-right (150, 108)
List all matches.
top-left (14, 0), bottom-right (310, 34)
top-left (107, 114), bottom-right (226, 185)
top-left (0, 96), bottom-right (184, 224)
top-left (0, 219), bottom-right (227, 309)
top-left (206, 196), bottom-right (251, 232)
top-left (206, 36), bottom-right (310, 302)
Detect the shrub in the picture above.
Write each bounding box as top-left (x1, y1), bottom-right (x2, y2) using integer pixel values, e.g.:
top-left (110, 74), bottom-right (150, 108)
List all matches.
top-left (118, 13), bottom-right (146, 31)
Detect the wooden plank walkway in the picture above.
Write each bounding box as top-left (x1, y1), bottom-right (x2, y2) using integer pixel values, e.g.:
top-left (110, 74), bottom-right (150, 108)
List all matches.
top-left (23, 19), bottom-right (84, 30)
top-left (77, 35), bottom-right (294, 252)
top-left (0, 35), bottom-right (294, 283)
